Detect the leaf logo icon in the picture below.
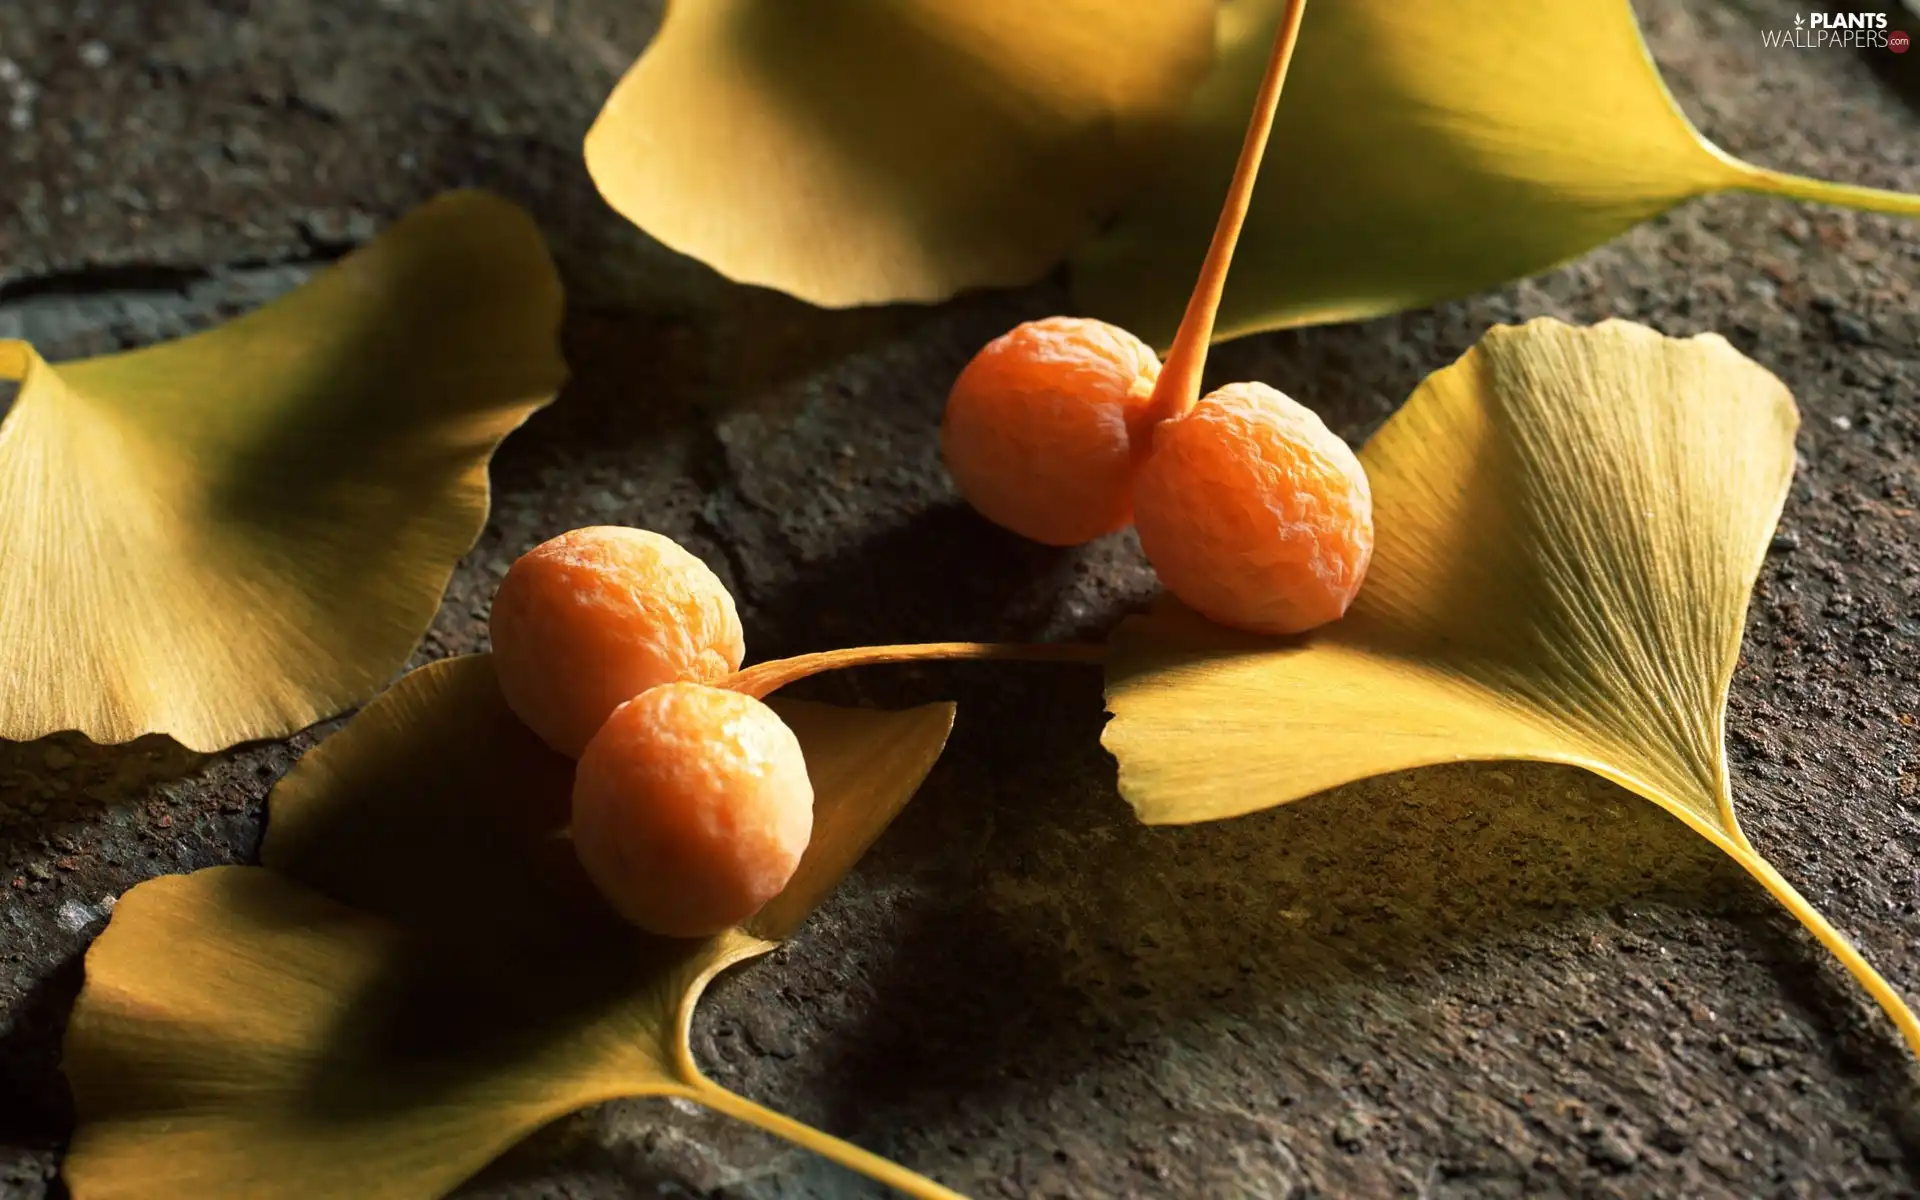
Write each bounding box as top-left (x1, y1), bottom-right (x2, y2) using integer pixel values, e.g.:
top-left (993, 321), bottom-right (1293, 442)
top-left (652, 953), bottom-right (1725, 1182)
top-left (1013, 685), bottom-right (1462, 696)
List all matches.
top-left (1795, 11), bottom-right (1805, 25)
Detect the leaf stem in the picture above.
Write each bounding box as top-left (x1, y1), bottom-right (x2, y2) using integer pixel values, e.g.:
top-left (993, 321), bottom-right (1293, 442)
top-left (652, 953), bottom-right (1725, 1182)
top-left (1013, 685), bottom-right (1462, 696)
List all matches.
top-left (1733, 165), bottom-right (1920, 218)
top-left (719, 642), bottom-right (1106, 700)
top-left (1145, 0), bottom-right (1310, 425)
top-left (687, 1078), bottom-right (968, 1200)
top-left (1717, 838), bottom-right (1920, 1057)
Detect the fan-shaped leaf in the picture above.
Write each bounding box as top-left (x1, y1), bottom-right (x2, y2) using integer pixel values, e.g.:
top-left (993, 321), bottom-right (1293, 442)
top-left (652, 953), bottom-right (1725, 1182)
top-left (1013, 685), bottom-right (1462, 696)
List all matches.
top-left (1073, 0), bottom-right (1920, 343)
top-left (1103, 318), bottom-right (1920, 1052)
top-left (63, 656), bottom-right (961, 1199)
top-left (0, 192), bottom-right (566, 752)
top-left (584, 0), bottom-right (1214, 306)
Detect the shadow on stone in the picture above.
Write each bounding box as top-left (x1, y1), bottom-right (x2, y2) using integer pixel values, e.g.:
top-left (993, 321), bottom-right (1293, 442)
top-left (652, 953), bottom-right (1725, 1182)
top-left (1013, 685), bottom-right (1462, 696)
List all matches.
top-left (0, 734), bottom-right (208, 865)
top-left (748, 504), bottom-right (1098, 665)
top-left (0, 943), bottom-right (84, 1199)
top-left (454, 1111), bottom-right (680, 1199)
top-left (488, 296), bottom-right (960, 508)
top-left (786, 656), bottom-right (1920, 1183)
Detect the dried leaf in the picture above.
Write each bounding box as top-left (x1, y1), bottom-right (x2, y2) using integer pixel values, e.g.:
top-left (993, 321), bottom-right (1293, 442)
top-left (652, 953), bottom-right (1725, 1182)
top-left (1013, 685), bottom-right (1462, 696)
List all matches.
top-left (63, 656), bottom-right (960, 1199)
top-left (1074, 0), bottom-right (1920, 343)
top-left (0, 192), bottom-right (566, 752)
top-left (1103, 318), bottom-right (1920, 1053)
top-left (584, 0), bottom-right (1214, 306)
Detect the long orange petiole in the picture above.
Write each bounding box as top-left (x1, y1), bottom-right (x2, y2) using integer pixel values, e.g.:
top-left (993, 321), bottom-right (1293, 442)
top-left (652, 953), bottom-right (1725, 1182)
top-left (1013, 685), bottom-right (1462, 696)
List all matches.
top-left (719, 642), bottom-right (1107, 699)
top-left (1145, 0), bottom-right (1311, 426)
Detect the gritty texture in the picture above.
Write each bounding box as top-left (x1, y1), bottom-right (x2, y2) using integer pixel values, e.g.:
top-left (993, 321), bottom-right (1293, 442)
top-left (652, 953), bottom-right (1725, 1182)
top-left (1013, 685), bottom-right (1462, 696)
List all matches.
top-left (1, 0), bottom-right (1918, 1198)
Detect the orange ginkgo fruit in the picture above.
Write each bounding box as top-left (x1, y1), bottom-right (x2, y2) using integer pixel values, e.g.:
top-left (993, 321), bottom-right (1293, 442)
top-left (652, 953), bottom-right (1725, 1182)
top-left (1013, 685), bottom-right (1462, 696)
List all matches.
top-left (1133, 381), bottom-right (1372, 634)
top-left (940, 316), bottom-right (1161, 546)
top-left (489, 527), bottom-right (745, 757)
top-left (573, 681), bottom-right (814, 938)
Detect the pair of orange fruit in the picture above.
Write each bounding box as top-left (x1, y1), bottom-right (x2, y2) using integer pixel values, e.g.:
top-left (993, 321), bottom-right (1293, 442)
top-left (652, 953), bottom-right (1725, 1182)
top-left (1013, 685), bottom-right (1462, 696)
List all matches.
top-left (942, 316), bottom-right (1374, 636)
top-left (490, 527), bottom-right (808, 941)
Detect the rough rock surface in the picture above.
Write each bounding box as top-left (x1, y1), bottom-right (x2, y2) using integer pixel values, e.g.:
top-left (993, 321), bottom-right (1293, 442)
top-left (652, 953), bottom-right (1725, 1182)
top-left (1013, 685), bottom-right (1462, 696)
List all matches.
top-left (3, 0), bottom-right (1919, 1197)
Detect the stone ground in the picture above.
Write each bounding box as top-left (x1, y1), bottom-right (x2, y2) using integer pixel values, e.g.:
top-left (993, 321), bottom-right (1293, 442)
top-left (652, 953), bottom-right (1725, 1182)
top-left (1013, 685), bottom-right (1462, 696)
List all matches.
top-left (2, 0), bottom-right (1919, 1196)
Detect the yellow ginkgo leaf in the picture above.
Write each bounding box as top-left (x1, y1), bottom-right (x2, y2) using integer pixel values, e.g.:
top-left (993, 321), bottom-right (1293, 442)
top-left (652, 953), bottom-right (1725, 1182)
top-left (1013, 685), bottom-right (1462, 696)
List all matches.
top-left (584, 0), bottom-right (1215, 307)
top-left (1072, 0), bottom-right (1920, 343)
top-left (62, 655), bottom-right (961, 1200)
top-left (1103, 318), bottom-right (1920, 1054)
top-left (0, 192), bottom-right (567, 752)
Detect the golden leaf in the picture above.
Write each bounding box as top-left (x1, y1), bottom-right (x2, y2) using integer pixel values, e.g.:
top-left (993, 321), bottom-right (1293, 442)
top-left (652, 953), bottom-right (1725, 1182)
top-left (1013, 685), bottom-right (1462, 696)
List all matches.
top-left (0, 192), bottom-right (566, 752)
top-left (1073, 0), bottom-right (1920, 343)
top-left (63, 656), bottom-right (962, 1200)
top-left (1103, 318), bottom-right (1920, 1053)
top-left (584, 0), bottom-right (1214, 306)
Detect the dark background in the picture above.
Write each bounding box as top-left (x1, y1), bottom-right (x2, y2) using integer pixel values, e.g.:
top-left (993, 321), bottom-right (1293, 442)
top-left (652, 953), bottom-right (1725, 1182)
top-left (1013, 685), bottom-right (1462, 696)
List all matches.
top-left (2, 0), bottom-right (1918, 1196)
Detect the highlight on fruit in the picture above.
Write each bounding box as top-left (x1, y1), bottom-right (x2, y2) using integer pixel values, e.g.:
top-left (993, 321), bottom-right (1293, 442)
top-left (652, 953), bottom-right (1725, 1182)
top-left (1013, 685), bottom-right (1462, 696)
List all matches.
top-left (1133, 382), bottom-right (1373, 635)
top-left (573, 681), bottom-right (814, 939)
top-left (941, 316), bottom-right (1162, 547)
top-left (490, 525), bottom-right (746, 758)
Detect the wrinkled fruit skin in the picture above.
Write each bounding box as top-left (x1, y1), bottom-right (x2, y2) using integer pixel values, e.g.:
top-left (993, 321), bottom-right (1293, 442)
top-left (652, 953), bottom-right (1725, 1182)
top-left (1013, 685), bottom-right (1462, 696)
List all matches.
top-left (573, 682), bottom-right (813, 939)
top-left (490, 526), bottom-right (745, 758)
top-left (941, 316), bottom-right (1161, 546)
top-left (1134, 382), bottom-right (1373, 635)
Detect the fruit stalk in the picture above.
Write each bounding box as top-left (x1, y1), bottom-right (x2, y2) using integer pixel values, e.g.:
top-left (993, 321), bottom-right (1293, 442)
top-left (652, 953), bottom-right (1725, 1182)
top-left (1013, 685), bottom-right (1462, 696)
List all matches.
top-left (1146, 0), bottom-right (1311, 426)
top-left (719, 642), bottom-right (1107, 699)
